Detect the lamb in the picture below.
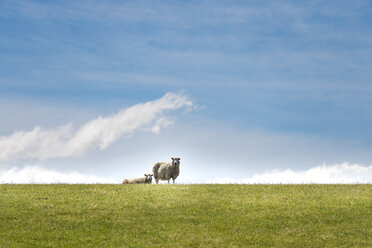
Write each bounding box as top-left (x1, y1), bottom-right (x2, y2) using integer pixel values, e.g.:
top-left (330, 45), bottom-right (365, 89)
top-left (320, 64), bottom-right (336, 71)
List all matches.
top-left (122, 174), bottom-right (153, 184)
top-left (152, 157), bottom-right (180, 184)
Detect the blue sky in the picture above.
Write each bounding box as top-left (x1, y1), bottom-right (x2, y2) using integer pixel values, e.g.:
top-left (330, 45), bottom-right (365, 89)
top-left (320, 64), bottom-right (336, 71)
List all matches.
top-left (1, 0), bottom-right (372, 183)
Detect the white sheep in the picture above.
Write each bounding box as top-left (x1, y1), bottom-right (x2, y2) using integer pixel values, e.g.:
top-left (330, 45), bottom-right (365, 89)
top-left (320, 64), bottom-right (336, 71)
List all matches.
top-left (152, 157), bottom-right (180, 184)
top-left (122, 174), bottom-right (153, 184)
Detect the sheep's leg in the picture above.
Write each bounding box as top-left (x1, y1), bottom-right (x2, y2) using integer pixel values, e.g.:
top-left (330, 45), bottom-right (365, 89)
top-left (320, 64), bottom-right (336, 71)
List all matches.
top-left (172, 178), bottom-right (175, 184)
top-left (155, 178), bottom-right (159, 184)
top-left (167, 179), bottom-right (170, 184)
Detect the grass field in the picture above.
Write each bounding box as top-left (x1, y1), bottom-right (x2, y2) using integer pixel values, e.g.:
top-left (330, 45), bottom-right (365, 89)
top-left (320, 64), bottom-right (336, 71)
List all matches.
top-left (0, 184), bottom-right (371, 247)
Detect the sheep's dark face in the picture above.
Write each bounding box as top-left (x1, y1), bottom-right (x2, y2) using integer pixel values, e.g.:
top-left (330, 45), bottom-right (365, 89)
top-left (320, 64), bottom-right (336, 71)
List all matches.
top-left (171, 157), bottom-right (181, 166)
top-left (145, 174), bottom-right (153, 183)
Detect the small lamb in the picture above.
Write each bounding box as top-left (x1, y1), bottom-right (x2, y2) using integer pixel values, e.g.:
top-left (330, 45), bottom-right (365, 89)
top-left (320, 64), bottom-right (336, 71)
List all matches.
top-left (122, 174), bottom-right (153, 184)
top-left (152, 157), bottom-right (180, 184)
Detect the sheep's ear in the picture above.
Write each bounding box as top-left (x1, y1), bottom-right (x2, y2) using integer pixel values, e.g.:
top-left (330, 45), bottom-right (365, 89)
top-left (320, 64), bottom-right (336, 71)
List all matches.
top-left (150, 174), bottom-right (153, 176)
top-left (171, 157), bottom-right (174, 160)
top-left (144, 174), bottom-right (147, 176)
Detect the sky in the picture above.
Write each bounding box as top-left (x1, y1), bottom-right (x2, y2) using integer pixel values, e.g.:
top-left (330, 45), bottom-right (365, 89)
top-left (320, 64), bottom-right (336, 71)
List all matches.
top-left (1, 0), bottom-right (372, 183)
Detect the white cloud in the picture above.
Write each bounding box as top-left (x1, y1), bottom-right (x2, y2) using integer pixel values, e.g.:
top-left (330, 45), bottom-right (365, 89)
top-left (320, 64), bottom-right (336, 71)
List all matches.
top-left (208, 163), bottom-right (372, 184)
top-left (0, 92), bottom-right (192, 162)
top-left (1, 163), bottom-right (371, 184)
top-left (0, 165), bottom-right (115, 184)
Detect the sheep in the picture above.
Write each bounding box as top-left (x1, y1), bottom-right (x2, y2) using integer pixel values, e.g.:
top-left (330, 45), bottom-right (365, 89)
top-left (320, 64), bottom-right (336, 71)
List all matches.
top-left (122, 174), bottom-right (153, 184)
top-left (152, 157), bottom-right (180, 184)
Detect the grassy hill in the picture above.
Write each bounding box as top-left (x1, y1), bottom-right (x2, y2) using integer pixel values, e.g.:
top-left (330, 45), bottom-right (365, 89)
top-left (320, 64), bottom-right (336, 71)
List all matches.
top-left (0, 184), bottom-right (370, 247)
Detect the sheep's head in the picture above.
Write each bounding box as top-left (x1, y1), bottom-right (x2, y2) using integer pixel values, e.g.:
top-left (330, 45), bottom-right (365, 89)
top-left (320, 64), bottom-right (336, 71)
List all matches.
top-left (171, 157), bottom-right (181, 166)
top-left (144, 174), bottom-right (153, 183)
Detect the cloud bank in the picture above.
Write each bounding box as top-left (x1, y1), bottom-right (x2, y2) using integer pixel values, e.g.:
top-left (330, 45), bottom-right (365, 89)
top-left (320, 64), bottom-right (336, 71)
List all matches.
top-left (209, 163), bottom-right (372, 184)
top-left (1, 163), bottom-right (371, 184)
top-left (0, 165), bottom-right (115, 184)
top-left (0, 92), bottom-right (192, 162)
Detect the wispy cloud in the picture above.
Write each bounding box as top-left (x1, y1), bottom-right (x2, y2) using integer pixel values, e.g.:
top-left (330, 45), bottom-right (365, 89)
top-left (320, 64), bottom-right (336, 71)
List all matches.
top-left (0, 92), bottom-right (192, 162)
top-left (209, 163), bottom-right (372, 184)
top-left (0, 165), bottom-right (115, 184)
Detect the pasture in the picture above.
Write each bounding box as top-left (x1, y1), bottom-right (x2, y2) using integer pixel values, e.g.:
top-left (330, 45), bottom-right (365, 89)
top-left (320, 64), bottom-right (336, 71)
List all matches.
top-left (0, 184), bottom-right (370, 247)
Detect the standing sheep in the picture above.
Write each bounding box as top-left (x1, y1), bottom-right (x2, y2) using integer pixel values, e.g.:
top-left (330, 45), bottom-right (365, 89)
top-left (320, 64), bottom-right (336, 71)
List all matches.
top-left (152, 157), bottom-right (180, 184)
top-left (122, 174), bottom-right (153, 184)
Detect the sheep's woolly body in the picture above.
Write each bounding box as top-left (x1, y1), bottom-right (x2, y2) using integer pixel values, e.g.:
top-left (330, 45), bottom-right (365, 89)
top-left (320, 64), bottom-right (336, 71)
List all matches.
top-left (152, 157), bottom-right (180, 184)
top-left (152, 162), bottom-right (179, 180)
top-left (122, 175), bottom-right (152, 184)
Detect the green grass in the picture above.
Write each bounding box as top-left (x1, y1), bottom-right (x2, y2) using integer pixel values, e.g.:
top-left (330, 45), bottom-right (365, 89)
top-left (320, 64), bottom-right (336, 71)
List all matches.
top-left (0, 185), bottom-right (371, 247)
